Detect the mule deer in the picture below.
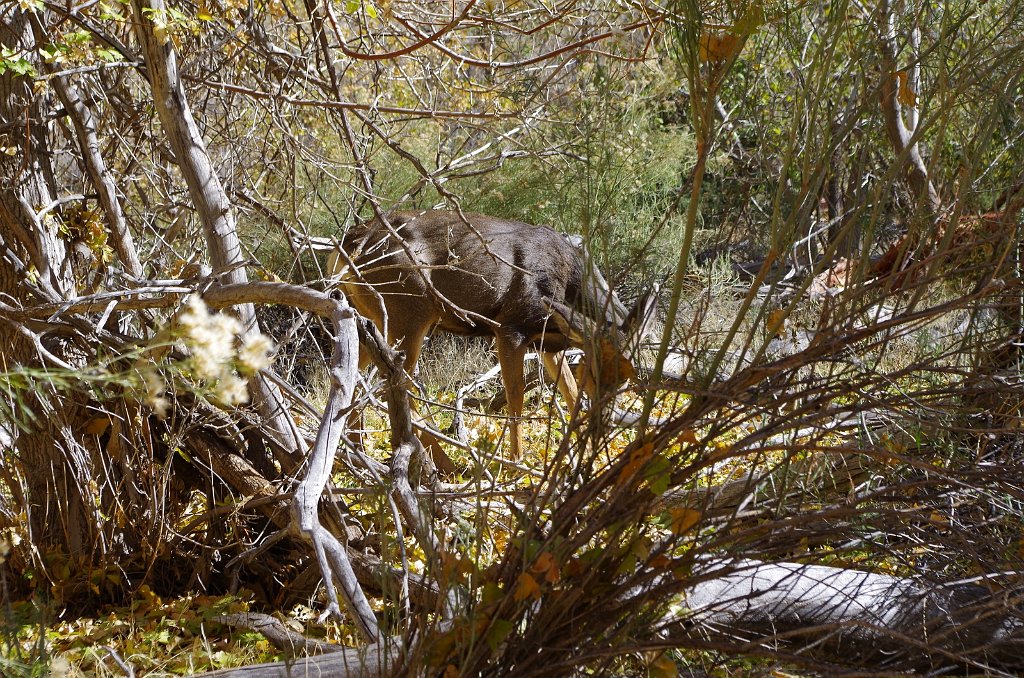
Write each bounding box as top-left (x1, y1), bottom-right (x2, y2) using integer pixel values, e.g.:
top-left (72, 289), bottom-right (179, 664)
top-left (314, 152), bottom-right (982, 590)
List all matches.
top-left (333, 210), bottom-right (657, 461)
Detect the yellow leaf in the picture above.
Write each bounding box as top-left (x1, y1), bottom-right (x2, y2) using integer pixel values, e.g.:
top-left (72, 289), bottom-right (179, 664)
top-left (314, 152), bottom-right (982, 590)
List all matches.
top-left (83, 417), bottom-right (110, 436)
top-left (699, 31), bottom-right (741, 62)
top-left (563, 557), bottom-right (583, 578)
top-left (706, 442), bottom-right (732, 464)
top-left (152, 22), bottom-right (169, 46)
top-left (425, 629), bottom-right (457, 667)
top-left (440, 552), bottom-right (474, 582)
top-left (669, 508), bottom-right (701, 536)
top-left (767, 309), bottom-right (786, 337)
top-left (619, 442), bottom-right (655, 484)
top-left (197, 9), bottom-right (214, 20)
top-left (514, 572), bottom-right (542, 602)
top-left (577, 338), bottom-right (635, 395)
top-left (649, 652), bottom-right (678, 678)
top-left (895, 70), bottom-right (917, 107)
top-left (735, 2), bottom-right (767, 34)
top-left (530, 552), bottom-right (560, 584)
top-left (677, 429), bottom-right (698, 445)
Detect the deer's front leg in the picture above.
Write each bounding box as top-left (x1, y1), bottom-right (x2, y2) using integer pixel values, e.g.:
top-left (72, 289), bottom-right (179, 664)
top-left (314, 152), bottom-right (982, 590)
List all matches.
top-left (495, 334), bottom-right (528, 460)
top-left (543, 350), bottom-right (580, 412)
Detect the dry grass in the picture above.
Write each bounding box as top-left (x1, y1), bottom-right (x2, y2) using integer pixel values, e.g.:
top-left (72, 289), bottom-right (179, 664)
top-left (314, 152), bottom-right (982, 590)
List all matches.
top-left (418, 335), bottom-right (498, 397)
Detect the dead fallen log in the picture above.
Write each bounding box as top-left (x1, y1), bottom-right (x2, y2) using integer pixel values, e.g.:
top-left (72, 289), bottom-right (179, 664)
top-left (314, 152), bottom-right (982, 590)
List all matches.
top-left (199, 639), bottom-right (402, 678)
top-left (669, 558), bottom-right (1024, 672)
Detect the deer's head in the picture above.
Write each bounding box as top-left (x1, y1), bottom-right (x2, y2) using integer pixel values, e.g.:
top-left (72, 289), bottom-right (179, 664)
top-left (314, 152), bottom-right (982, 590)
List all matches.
top-left (547, 289), bottom-right (659, 402)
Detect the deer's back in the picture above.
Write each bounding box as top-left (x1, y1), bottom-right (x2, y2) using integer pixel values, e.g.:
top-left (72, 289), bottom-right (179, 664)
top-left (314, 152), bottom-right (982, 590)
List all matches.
top-left (341, 211), bottom-right (585, 344)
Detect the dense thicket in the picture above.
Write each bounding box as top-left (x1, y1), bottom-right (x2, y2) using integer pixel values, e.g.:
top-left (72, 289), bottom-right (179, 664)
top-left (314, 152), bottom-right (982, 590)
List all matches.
top-left (1, 0), bottom-right (1023, 675)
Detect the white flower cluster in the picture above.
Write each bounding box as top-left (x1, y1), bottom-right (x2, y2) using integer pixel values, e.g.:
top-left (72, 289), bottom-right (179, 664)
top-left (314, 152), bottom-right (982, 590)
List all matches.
top-left (144, 295), bottom-right (276, 416)
top-left (179, 294), bottom-right (244, 381)
top-left (238, 333), bottom-right (275, 375)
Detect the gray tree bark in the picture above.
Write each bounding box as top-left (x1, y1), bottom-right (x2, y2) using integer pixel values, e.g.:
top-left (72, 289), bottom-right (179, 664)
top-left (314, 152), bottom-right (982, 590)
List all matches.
top-left (669, 558), bottom-right (1024, 671)
top-left (878, 0), bottom-right (941, 215)
top-left (130, 0), bottom-right (303, 462)
top-left (49, 71), bottom-right (144, 279)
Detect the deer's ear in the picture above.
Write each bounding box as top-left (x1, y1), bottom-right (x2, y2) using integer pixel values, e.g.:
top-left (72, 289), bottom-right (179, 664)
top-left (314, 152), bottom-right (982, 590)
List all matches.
top-left (548, 298), bottom-right (636, 397)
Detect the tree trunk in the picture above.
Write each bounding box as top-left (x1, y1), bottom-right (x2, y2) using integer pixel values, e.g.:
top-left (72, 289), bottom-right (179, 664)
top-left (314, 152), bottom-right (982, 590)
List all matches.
top-left (878, 1), bottom-right (941, 216)
top-left (0, 5), bottom-right (98, 558)
top-left (130, 0), bottom-right (302, 461)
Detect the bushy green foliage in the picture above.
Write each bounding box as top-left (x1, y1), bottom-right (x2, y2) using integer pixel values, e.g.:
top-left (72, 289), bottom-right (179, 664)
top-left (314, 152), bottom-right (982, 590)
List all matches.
top-left (253, 59), bottom-right (697, 288)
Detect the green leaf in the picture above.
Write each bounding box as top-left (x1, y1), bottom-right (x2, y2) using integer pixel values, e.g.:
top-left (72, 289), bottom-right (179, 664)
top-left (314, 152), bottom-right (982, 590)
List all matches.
top-left (486, 619), bottom-right (514, 652)
top-left (11, 59), bottom-right (35, 76)
top-left (643, 454), bottom-right (672, 496)
top-left (98, 2), bottom-right (126, 20)
top-left (211, 650), bottom-right (233, 667)
top-left (523, 539), bottom-right (543, 560)
top-left (66, 29), bottom-right (92, 45)
top-left (481, 582), bottom-right (504, 604)
top-left (97, 48), bottom-right (123, 63)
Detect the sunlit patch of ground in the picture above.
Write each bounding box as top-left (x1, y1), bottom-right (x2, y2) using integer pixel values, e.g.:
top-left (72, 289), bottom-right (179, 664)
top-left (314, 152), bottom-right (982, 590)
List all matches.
top-left (5, 590), bottom-right (365, 677)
